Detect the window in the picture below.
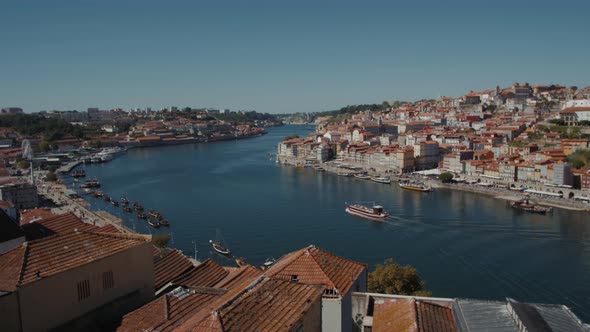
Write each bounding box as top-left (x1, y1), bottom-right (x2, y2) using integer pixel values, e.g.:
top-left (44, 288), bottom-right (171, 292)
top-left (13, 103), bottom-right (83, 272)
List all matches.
top-left (291, 275), bottom-right (299, 282)
top-left (102, 271), bottom-right (114, 289)
top-left (77, 280), bottom-right (90, 301)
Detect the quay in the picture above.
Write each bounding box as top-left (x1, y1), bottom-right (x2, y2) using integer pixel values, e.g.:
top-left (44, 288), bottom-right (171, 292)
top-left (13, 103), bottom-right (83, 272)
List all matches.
top-left (277, 155), bottom-right (590, 212)
top-left (56, 160), bottom-right (82, 174)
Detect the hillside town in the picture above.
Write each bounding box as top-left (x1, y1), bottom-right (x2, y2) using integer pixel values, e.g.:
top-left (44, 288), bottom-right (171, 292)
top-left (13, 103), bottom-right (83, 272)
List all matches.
top-left (278, 83), bottom-right (590, 207)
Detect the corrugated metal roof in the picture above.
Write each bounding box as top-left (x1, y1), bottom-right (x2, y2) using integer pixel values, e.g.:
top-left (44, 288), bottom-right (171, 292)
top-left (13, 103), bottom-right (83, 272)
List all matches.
top-left (453, 299), bottom-right (519, 332)
top-left (533, 304), bottom-right (588, 332)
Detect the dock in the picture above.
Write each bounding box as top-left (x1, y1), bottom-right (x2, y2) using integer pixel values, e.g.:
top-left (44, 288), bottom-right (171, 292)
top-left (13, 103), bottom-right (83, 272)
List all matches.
top-left (56, 160), bottom-right (82, 174)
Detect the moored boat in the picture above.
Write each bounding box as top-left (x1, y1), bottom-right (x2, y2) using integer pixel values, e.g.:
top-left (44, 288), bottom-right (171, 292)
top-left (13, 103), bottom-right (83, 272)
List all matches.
top-left (345, 203), bottom-right (389, 220)
top-left (148, 218), bottom-right (160, 228)
top-left (71, 170), bottom-right (86, 178)
top-left (80, 178), bottom-right (101, 188)
top-left (398, 181), bottom-right (433, 192)
top-left (111, 200), bottom-right (119, 207)
top-left (507, 196), bottom-right (553, 214)
top-left (209, 240), bottom-right (230, 255)
top-left (263, 257), bottom-right (276, 267)
top-left (137, 212), bottom-right (147, 219)
top-left (158, 218), bottom-right (169, 227)
top-left (103, 195), bottom-right (111, 202)
top-left (235, 257), bottom-right (246, 267)
top-left (122, 206), bottom-right (132, 213)
top-left (92, 190), bottom-right (103, 197)
top-left (121, 196), bottom-right (129, 204)
top-left (370, 176), bottom-right (391, 184)
top-left (354, 173), bottom-right (370, 179)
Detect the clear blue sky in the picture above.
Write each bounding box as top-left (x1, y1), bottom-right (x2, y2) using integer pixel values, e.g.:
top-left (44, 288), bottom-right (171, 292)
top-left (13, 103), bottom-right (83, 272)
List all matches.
top-left (1, 0), bottom-right (589, 114)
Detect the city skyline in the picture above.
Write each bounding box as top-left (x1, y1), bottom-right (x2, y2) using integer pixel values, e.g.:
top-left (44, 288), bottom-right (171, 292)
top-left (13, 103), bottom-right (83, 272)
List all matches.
top-left (1, 0), bottom-right (589, 113)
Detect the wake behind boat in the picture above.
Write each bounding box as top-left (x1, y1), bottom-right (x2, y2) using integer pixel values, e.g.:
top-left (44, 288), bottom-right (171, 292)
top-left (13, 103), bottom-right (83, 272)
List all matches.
top-left (345, 203), bottom-right (389, 220)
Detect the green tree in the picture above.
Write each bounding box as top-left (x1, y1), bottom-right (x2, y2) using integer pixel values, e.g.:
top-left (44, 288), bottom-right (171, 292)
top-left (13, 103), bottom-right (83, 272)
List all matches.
top-left (45, 172), bottom-right (58, 182)
top-left (152, 233), bottom-right (171, 247)
top-left (439, 172), bottom-right (454, 183)
top-left (284, 135), bottom-right (300, 141)
top-left (368, 258), bottom-right (431, 296)
top-left (38, 140), bottom-right (51, 152)
top-left (571, 159), bottom-right (585, 169)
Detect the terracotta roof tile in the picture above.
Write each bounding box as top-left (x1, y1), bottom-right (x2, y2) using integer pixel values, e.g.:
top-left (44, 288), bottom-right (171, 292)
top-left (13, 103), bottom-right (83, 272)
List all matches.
top-left (416, 301), bottom-right (458, 332)
top-left (21, 213), bottom-right (100, 240)
top-left (117, 288), bottom-right (223, 332)
top-left (0, 245), bottom-right (25, 291)
top-left (0, 231), bottom-right (150, 288)
top-left (174, 259), bottom-right (229, 288)
top-left (265, 245), bottom-right (367, 296)
top-left (19, 208), bottom-right (56, 224)
top-left (175, 277), bottom-right (324, 332)
top-left (153, 249), bottom-right (194, 290)
top-left (214, 265), bottom-right (262, 290)
top-left (373, 298), bottom-right (418, 332)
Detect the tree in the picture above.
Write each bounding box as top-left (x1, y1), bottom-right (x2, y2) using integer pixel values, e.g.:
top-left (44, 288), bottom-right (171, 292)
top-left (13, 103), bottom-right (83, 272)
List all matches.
top-left (45, 172), bottom-right (58, 182)
top-left (152, 233), bottom-right (170, 247)
top-left (368, 258), bottom-right (431, 296)
top-left (572, 159), bottom-right (585, 169)
top-left (38, 140), bottom-right (51, 152)
top-left (439, 172), bottom-right (454, 183)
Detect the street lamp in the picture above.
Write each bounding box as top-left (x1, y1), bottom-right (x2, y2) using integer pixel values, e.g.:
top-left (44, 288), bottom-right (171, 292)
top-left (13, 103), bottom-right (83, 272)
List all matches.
top-left (191, 240), bottom-right (198, 261)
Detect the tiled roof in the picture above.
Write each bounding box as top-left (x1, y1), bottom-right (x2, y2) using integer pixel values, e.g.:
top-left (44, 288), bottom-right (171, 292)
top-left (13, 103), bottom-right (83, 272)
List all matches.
top-left (19, 208), bottom-right (56, 224)
top-left (0, 245), bottom-right (25, 291)
top-left (265, 245), bottom-right (367, 296)
top-left (559, 107), bottom-right (590, 114)
top-left (174, 259), bottom-right (229, 288)
top-left (176, 277), bottom-right (324, 332)
top-left (0, 231), bottom-right (149, 289)
top-left (99, 224), bottom-right (122, 233)
top-left (21, 212), bottom-right (100, 240)
top-left (117, 287), bottom-right (224, 332)
top-left (214, 265), bottom-right (262, 289)
top-left (153, 249), bottom-right (194, 290)
top-left (416, 301), bottom-right (457, 332)
top-left (373, 298), bottom-right (417, 332)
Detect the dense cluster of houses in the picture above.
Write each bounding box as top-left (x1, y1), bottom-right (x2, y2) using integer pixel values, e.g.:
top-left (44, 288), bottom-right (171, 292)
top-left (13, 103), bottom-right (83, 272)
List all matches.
top-left (278, 83), bottom-right (590, 195)
top-left (0, 210), bottom-right (587, 331)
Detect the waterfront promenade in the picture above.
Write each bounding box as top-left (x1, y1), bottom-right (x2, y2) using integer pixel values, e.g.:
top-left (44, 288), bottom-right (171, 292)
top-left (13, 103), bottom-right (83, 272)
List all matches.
top-left (277, 155), bottom-right (590, 211)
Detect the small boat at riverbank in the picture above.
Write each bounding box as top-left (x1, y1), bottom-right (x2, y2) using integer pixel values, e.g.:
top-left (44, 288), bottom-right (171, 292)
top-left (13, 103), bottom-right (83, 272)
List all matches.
top-left (507, 196), bottom-right (553, 214)
top-left (345, 203), bottom-right (389, 220)
top-left (137, 212), bottom-right (147, 219)
top-left (399, 181), bottom-right (433, 192)
top-left (92, 190), bottom-right (103, 198)
top-left (263, 257), bottom-right (276, 268)
top-left (354, 173), bottom-right (370, 179)
top-left (148, 218), bottom-right (160, 228)
top-left (121, 196), bottom-right (129, 204)
top-left (370, 176), bottom-right (391, 184)
top-left (111, 200), bottom-right (119, 207)
top-left (80, 178), bottom-right (100, 188)
top-left (158, 218), bottom-right (169, 227)
top-left (122, 206), bottom-right (132, 213)
top-left (71, 170), bottom-right (86, 178)
top-left (210, 240), bottom-right (230, 255)
top-left (103, 195), bottom-right (111, 202)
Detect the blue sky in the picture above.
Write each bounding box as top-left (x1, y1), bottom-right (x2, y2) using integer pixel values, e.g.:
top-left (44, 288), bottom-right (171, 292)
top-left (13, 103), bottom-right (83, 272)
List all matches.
top-left (1, 1), bottom-right (589, 114)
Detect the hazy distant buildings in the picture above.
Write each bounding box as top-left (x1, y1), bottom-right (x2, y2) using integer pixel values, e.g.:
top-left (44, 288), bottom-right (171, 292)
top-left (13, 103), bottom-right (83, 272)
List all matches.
top-left (0, 108), bottom-right (23, 115)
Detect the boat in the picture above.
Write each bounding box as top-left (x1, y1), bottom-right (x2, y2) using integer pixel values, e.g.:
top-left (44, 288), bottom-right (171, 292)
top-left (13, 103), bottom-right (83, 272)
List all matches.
top-left (111, 200), bottom-right (119, 207)
top-left (137, 212), bottom-right (147, 219)
top-left (147, 218), bottom-right (160, 228)
top-left (235, 257), bottom-right (246, 267)
top-left (338, 171), bottom-right (354, 177)
top-left (148, 210), bottom-right (160, 218)
top-left (370, 176), bottom-right (391, 184)
top-left (121, 196), bottom-right (129, 204)
top-left (354, 173), bottom-right (370, 179)
top-left (507, 196), bottom-right (553, 214)
top-left (345, 203), bottom-right (389, 220)
top-left (80, 178), bottom-right (101, 188)
top-left (103, 195), bottom-right (111, 202)
top-left (71, 170), bottom-right (86, 178)
top-left (122, 206), bottom-right (132, 213)
top-left (210, 240), bottom-right (231, 255)
top-left (398, 181), bottom-right (433, 192)
top-left (92, 190), bottom-right (103, 198)
top-left (158, 218), bottom-right (169, 227)
top-left (263, 257), bottom-right (276, 267)
top-left (134, 205), bottom-right (144, 212)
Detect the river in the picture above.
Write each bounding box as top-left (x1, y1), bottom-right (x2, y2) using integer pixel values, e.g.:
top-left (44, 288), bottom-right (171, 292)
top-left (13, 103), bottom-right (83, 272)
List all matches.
top-left (71, 125), bottom-right (590, 320)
